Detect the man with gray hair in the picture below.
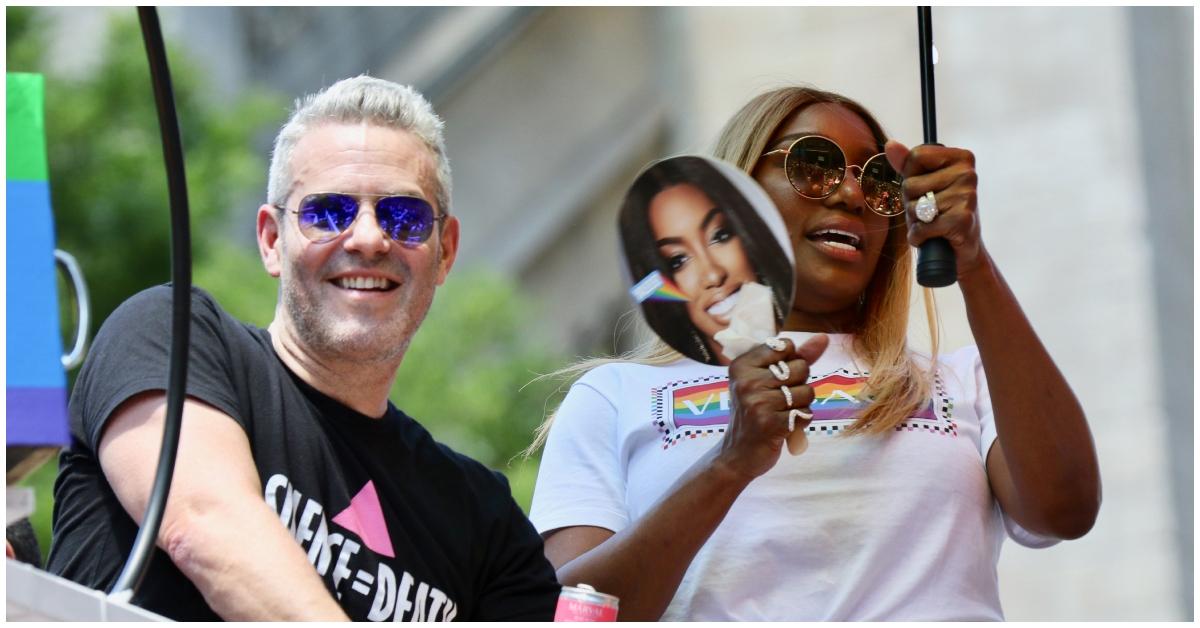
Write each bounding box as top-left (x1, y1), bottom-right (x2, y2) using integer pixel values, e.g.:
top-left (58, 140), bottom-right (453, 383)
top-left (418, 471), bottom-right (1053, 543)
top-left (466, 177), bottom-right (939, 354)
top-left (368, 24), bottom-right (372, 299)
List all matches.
top-left (46, 75), bottom-right (561, 621)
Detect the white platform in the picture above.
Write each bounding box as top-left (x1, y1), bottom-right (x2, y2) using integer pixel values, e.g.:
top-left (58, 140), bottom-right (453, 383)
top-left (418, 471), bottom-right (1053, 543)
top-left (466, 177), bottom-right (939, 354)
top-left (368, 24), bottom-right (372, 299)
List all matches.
top-left (6, 559), bottom-right (168, 621)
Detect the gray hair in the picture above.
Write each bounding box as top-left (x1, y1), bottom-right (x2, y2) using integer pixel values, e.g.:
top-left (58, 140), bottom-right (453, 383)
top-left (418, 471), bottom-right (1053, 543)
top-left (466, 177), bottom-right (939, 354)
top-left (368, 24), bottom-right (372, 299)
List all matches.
top-left (267, 75), bottom-right (452, 214)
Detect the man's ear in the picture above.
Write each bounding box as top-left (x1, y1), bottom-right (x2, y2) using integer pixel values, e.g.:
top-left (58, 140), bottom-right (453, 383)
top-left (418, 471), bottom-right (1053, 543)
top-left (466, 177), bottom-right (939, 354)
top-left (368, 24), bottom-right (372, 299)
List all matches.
top-left (256, 204), bottom-right (283, 277)
top-left (435, 215), bottom-right (460, 286)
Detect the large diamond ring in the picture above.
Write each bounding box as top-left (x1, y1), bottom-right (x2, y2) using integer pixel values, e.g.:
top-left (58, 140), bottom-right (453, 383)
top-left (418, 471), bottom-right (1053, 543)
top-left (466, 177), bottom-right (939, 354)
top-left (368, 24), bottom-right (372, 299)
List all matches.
top-left (914, 191), bottom-right (939, 223)
top-left (780, 385), bottom-right (794, 408)
top-left (764, 337), bottom-right (788, 352)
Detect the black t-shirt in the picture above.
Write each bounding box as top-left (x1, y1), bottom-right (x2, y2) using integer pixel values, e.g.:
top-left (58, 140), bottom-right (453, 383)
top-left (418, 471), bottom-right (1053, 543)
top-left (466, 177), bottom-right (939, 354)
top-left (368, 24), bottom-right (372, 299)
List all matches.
top-left (45, 286), bottom-right (560, 621)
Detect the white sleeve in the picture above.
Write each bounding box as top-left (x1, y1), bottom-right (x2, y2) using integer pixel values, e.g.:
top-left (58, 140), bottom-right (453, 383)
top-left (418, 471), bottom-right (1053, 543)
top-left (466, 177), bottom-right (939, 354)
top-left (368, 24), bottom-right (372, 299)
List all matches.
top-left (529, 367), bottom-right (629, 536)
top-left (967, 346), bottom-right (1060, 549)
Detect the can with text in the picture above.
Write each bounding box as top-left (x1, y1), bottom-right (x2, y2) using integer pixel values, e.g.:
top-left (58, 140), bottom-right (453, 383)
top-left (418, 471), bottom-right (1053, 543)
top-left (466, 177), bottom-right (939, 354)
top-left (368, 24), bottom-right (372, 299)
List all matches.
top-left (553, 583), bottom-right (619, 621)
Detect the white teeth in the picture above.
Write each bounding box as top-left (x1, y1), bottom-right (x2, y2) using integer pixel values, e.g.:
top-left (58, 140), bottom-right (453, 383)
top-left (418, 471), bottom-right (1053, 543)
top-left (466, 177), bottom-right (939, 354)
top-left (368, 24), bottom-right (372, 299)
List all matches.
top-left (707, 290), bottom-right (740, 317)
top-left (812, 229), bottom-right (862, 249)
top-left (821, 240), bottom-right (858, 251)
top-left (337, 276), bottom-right (390, 290)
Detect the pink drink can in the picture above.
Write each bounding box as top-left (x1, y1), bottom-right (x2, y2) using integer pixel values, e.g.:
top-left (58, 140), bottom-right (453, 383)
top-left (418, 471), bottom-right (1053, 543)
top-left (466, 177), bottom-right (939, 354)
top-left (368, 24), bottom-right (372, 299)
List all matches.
top-left (553, 584), bottom-right (619, 621)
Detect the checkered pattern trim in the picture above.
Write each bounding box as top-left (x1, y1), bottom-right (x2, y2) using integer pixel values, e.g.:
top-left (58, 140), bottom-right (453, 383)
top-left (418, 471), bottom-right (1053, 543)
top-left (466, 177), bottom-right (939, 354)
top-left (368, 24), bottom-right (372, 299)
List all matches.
top-left (649, 366), bottom-right (957, 450)
top-left (800, 367), bottom-right (957, 437)
top-left (893, 367), bottom-right (957, 436)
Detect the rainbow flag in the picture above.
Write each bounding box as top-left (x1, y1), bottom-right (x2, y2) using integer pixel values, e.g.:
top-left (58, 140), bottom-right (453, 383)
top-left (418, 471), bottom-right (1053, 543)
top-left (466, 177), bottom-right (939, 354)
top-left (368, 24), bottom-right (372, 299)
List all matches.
top-left (631, 270), bottom-right (688, 303)
top-left (7, 73), bottom-right (70, 446)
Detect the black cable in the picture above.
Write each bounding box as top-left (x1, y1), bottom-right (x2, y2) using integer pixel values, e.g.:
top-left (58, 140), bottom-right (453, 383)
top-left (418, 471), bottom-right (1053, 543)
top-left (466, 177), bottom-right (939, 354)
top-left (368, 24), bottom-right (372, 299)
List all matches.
top-left (915, 6), bottom-right (957, 288)
top-left (109, 6), bottom-right (192, 600)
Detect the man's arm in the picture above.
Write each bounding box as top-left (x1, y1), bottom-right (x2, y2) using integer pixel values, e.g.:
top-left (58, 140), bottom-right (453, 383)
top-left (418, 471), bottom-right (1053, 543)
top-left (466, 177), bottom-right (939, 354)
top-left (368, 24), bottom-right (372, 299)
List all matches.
top-left (98, 391), bottom-right (348, 621)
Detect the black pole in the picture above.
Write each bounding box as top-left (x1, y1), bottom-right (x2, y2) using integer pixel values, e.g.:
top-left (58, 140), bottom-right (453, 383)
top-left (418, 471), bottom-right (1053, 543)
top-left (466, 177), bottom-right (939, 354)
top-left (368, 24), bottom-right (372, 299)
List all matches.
top-left (110, 6), bottom-right (192, 600)
top-left (915, 6), bottom-right (957, 288)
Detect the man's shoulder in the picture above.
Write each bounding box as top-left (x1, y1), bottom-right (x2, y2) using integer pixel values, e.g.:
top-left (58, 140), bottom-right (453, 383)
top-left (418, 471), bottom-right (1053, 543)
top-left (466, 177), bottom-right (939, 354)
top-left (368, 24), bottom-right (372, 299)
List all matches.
top-left (120, 284), bottom-right (232, 321)
top-left (110, 284), bottom-right (264, 343)
top-left (106, 284), bottom-right (212, 331)
top-left (390, 408), bottom-right (513, 496)
top-left (70, 284), bottom-right (272, 447)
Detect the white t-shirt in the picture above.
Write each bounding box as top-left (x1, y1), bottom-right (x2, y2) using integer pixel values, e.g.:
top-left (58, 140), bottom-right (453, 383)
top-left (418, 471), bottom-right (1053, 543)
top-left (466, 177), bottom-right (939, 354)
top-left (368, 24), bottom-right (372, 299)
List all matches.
top-left (530, 332), bottom-right (1056, 621)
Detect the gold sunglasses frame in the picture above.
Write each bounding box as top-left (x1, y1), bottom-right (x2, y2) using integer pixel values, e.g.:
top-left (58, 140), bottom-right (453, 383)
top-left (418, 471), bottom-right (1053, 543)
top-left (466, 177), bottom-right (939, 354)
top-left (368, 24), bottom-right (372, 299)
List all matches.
top-left (761, 135), bottom-right (904, 217)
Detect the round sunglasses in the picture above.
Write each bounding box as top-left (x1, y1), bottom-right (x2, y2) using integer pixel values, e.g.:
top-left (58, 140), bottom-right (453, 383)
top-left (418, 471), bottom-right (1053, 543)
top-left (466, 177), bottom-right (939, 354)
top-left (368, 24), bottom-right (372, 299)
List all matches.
top-left (762, 135), bottom-right (904, 217)
top-left (276, 192), bottom-right (447, 246)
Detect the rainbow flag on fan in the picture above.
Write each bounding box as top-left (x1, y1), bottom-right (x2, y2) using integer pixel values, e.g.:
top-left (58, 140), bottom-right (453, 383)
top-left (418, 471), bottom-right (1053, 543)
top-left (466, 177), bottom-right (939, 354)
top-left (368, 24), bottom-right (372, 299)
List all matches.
top-left (7, 73), bottom-right (71, 446)
top-left (631, 270), bottom-right (688, 303)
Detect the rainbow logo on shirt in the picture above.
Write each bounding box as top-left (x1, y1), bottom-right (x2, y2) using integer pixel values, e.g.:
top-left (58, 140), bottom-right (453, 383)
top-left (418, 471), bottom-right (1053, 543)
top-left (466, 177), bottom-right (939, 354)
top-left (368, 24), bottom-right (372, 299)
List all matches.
top-left (808, 373), bottom-right (936, 422)
top-left (809, 374), bottom-right (870, 421)
top-left (655, 370), bottom-right (947, 448)
top-left (669, 380), bottom-right (730, 427)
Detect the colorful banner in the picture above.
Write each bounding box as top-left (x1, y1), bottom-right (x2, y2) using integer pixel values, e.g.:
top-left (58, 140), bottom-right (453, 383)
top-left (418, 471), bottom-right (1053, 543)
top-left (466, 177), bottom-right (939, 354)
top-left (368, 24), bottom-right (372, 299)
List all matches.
top-left (7, 72), bottom-right (71, 446)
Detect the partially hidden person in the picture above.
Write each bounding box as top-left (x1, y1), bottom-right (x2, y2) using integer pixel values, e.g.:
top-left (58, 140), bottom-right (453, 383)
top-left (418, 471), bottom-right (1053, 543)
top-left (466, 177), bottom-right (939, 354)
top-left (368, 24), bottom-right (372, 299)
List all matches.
top-left (619, 155), bottom-right (793, 365)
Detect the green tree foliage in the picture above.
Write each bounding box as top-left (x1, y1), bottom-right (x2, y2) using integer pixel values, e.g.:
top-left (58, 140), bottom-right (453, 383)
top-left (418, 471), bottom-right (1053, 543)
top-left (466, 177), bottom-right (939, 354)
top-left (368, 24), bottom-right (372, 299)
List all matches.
top-left (6, 7), bottom-right (43, 71)
top-left (6, 7), bottom-right (283, 336)
top-left (193, 241), bottom-right (279, 328)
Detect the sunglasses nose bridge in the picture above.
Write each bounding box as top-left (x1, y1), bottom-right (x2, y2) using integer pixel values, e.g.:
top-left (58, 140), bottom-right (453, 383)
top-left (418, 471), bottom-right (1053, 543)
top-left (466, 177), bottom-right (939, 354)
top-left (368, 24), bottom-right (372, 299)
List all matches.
top-left (298, 193), bottom-right (441, 247)
top-left (341, 200), bottom-right (394, 252)
top-left (818, 142), bottom-right (856, 198)
top-left (826, 164), bottom-right (869, 213)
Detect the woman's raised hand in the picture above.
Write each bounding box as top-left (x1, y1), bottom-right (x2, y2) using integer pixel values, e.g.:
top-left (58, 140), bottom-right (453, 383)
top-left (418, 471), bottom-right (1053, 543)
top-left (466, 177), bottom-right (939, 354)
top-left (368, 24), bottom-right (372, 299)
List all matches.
top-left (716, 334), bottom-right (829, 482)
top-left (885, 141), bottom-right (990, 280)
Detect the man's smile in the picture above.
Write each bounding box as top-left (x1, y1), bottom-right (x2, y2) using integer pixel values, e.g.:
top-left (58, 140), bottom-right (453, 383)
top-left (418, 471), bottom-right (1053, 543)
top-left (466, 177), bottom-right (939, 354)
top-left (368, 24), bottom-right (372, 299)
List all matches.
top-left (333, 276), bottom-right (398, 291)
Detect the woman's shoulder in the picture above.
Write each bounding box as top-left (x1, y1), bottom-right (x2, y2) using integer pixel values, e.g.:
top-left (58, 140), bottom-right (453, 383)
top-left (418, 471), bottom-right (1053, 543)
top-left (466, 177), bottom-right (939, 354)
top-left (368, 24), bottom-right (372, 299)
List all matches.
top-left (904, 344), bottom-right (983, 397)
top-left (905, 343), bottom-right (981, 368)
top-left (575, 357), bottom-right (723, 390)
top-left (937, 344), bottom-right (982, 369)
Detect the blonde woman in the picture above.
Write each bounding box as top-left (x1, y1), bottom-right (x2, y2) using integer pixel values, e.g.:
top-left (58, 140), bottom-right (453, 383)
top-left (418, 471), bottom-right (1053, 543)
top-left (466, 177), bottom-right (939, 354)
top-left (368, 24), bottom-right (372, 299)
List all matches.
top-left (528, 87), bottom-right (1100, 621)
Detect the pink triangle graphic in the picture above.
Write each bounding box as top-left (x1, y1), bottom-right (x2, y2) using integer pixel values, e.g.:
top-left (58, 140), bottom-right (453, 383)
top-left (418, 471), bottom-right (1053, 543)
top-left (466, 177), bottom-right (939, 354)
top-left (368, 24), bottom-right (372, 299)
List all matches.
top-left (331, 480), bottom-right (395, 558)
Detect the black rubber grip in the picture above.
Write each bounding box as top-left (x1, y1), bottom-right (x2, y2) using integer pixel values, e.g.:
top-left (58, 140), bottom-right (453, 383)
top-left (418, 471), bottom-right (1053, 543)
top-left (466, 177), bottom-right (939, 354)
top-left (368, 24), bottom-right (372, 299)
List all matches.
top-left (916, 237), bottom-right (956, 287)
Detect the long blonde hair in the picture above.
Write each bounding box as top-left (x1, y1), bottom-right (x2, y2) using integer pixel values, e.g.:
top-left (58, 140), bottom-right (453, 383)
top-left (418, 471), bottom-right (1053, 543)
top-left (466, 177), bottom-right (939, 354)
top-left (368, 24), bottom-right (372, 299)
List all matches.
top-left (527, 86), bottom-right (938, 454)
